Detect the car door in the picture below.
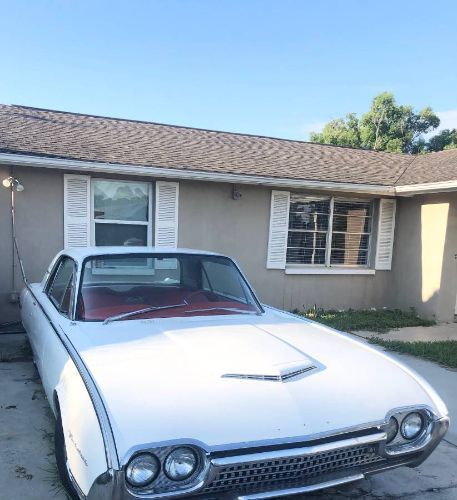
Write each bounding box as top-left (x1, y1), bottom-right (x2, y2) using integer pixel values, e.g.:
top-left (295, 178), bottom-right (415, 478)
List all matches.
top-left (34, 257), bottom-right (76, 385)
top-left (21, 285), bottom-right (42, 366)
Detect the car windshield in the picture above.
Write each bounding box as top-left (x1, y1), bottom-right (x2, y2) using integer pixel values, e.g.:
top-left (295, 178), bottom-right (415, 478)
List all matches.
top-left (76, 253), bottom-right (263, 321)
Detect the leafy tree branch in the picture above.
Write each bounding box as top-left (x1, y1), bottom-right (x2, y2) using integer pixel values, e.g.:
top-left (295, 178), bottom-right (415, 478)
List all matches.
top-left (310, 92), bottom-right (443, 153)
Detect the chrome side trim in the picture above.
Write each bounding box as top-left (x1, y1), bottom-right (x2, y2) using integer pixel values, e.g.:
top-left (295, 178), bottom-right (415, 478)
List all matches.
top-left (211, 432), bottom-right (386, 467)
top-left (26, 284), bottom-right (119, 474)
top-left (68, 465), bottom-right (87, 500)
top-left (236, 474), bottom-right (364, 499)
top-left (57, 321), bottom-right (119, 471)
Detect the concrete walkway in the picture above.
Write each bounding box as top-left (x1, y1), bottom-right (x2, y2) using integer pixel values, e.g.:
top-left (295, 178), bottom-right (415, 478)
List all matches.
top-left (357, 322), bottom-right (457, 342)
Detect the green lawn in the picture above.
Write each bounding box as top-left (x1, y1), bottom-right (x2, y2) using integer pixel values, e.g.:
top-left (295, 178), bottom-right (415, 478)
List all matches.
top-left (368, 338), bottom-right (457, 369)
top-left (294, 308), bottom-right (435, 333)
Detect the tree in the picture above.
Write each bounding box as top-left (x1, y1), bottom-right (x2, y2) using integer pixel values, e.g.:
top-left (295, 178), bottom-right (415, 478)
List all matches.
top-left (427, 129), bottom-right (457, 152)
top-left (310, 92), bottom-right (440, 154)
top-left (309, 113), bottom-right (361, 148)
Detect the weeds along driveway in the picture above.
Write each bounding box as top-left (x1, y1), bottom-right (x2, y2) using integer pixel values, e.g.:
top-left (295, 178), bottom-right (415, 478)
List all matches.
top-left (1, 334), bottom-right (457, 500)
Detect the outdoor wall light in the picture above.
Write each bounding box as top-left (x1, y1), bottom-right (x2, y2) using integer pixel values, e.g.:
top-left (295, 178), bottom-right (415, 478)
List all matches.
top-left (232, 184), bottom-right (242, 200)
top-left (2, 176), bottom-right (24, 191)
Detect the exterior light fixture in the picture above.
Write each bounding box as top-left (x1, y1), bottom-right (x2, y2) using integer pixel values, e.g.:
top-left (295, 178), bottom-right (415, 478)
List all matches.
top-left (2, 176), bottom-right (24, 192)
top-left (232, 184), bottom-right (242, 200)
top-left (2, 175), bottom-right (26, 303)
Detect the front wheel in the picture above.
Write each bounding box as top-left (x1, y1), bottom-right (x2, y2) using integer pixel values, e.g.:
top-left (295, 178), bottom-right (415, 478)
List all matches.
top-left (55, 411), bottom-right (79, 499)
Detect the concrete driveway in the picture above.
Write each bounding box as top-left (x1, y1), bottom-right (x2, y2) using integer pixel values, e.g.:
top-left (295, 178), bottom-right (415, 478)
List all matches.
top-left (1, 334), bottom-right (456, 500)
top-left (0, 337), bottom-right (67, 500)
top-left (353, 331), bottom-right (457, 446)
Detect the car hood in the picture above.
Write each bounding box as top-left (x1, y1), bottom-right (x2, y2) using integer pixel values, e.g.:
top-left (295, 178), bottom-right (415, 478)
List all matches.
top-left (68, 308), bottom-right (446, 463)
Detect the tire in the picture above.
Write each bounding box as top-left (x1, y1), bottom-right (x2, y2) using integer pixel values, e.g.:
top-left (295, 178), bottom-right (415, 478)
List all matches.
top-left (55, 409), bottom-right (80, 500)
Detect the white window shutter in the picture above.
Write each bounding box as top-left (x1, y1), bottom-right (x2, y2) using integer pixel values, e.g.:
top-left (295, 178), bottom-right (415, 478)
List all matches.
top-left (375, 198), bottom-right (397, 270)
top-left (155, 181), bottom-right (179, 248)
top-left (64, 174), bottom-right (90, 248)
top-left (266, 190), bottom-right (290, 269)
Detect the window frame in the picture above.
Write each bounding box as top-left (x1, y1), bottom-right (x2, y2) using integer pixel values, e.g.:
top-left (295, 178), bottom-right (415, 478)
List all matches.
top-left (45, 256), bottom-right (77, 318)
top-left (287, 194), bottom-right (331, 267)
top-left (90, 178), bottom-right (153, 246)
top-left (286, 195), bottom-right (374, 269)
top-left (201, 259), bottom-right (251, 304)
top-left (75, 253), bottom-right (265, 321)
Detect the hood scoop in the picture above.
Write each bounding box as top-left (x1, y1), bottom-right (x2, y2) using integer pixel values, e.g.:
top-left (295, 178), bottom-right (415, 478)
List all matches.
top-left (221, 360), bottom-right (317, 383)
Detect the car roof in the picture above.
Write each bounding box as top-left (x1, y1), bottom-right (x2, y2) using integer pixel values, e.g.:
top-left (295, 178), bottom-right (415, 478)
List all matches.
top-left (59, 246), bottom-right (224, 263)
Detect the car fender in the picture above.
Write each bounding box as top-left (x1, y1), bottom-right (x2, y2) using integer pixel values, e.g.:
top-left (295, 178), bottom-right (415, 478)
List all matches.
top-left (23, 282), bottom-right (119, 498)
top-left (52, 346), bottom-right (108, 496)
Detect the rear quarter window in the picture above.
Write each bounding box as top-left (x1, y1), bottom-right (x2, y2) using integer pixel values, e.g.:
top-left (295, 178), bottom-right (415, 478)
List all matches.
top-left (47, 257), bottom-right (75, 315)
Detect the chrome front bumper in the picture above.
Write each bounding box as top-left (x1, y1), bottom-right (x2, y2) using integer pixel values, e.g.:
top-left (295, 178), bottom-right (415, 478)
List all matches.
top-left (85, 416), bottom-right (449, 500)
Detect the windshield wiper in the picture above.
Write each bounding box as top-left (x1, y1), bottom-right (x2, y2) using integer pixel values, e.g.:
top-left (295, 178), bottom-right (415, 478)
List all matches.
top-left (103, 301), bottom-right (188, 324)
top-left (184, 306), bottom-right (260, 316)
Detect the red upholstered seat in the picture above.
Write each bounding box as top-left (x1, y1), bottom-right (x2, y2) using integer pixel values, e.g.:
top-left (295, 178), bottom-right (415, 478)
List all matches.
top-left (78, 285), bottom-right (252, 321)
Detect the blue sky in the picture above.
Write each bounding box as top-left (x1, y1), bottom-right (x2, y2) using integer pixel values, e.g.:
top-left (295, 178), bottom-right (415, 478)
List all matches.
top-left (1, 0), bottom-right (456, 140)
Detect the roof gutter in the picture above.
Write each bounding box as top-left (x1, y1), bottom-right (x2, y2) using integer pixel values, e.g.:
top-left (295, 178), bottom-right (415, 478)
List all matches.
top-left (395, 180), bottom-right (457, 196)
top-left (0, 153), bottom-right (394, 196)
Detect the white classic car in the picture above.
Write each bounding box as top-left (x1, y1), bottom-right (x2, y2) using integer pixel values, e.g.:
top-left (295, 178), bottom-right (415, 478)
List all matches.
top-left (21, 247), bottom-right (449, 500)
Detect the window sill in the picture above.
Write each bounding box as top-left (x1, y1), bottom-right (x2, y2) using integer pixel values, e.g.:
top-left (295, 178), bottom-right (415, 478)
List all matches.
top-left (285, 267), bottom-right (376, 275)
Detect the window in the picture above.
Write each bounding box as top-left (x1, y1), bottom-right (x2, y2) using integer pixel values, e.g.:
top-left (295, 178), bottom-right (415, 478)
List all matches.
top-left (77, 253), bottom-right (262, 321)
top-left (92, 179), bottom-right (152, 246)
top-left (202, 259), bottom-right (248, 303)
top-left (287, 195), bottom-right (373, 267)
top-left (47, 257), bottom-right (75, 315)
top-left (288, 197), bottom-right (330, 265)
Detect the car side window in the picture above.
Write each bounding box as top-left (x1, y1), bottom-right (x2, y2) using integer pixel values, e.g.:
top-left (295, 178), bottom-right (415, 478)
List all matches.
top-left (47, 257), bottom-right (75, 316)
top-left (202, 260), bottom-right (248, 303)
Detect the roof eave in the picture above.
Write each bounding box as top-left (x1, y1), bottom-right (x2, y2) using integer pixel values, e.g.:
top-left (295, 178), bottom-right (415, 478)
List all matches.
top-left (395, 180), bottom-right (457, 196)
top-left (0, 152), bottom-right (394, 196)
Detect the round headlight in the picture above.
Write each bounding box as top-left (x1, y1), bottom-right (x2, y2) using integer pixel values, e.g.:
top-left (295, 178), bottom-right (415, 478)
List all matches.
top-left (401, 412), bottom-right (424, 440)
top-left (164, 447), bottom-right (198, 481)
top-left (386, 416), bottom-right (399, 443)
top-left (126, 453), bottom-right (160, 487)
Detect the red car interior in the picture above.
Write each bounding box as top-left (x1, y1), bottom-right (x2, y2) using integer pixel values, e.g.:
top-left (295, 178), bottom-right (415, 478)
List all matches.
top-left (78, 285), bottom-right (253, 320)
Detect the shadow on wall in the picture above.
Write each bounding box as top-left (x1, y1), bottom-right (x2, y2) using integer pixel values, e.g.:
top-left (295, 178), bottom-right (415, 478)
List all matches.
top-left (392, 194), bottom-right (457, 323)
top-left (437, 194), bottom-right (457, 321)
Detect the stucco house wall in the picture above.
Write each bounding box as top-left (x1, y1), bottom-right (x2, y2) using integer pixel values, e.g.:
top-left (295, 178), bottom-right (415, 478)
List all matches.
top-left (1, 164), bottom-right (457, 323)
top-left (178, 180), bottom-right (391, 311)
top-left (0, 166), bottom-right (389, 321)
top-left (0, 165), bottom-right (65, 321)
top-left (390, 192), bottom-right (457, 322)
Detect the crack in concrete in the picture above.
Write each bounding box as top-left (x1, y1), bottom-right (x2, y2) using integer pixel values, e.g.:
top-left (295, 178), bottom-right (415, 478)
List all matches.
top-left (334, 482), bottom-right (457, 499)
top-left (443, 438), bottom-right (457, 449)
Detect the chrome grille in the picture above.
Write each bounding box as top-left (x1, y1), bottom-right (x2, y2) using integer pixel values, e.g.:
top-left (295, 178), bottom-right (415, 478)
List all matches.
top-left (204, 443), bottom-right (384, 494)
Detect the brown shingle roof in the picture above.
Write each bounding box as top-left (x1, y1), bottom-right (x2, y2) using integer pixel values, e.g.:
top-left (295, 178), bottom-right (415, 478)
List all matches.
top-left (0, 104), bottom-right (415, 186)
top-left (396, 149), bottom-right (457, 185)
top-left (0, 104), bottom-right (455, 188)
